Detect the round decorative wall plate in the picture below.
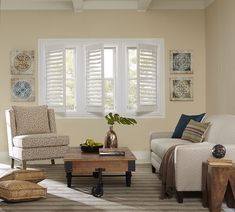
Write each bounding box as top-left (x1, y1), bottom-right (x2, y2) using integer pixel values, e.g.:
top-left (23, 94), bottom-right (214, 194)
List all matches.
top-left (170, 50), bottom-right (193, 74)
top-left (13, 80), bottom-right (32, 99)
top-left (10, 50), bottom-right (34, 75)
top-left (11, 78), bottom-right (35, 102)
top-left (14, 52), bottom-right (32, 73)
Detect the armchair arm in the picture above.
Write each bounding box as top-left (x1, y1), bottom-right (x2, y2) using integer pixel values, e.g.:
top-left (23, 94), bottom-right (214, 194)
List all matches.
top-left (5, 109), bottom-right (17, 157)
top-left (48, 109), bottom-right (57, 133)
top-left (150, 132), bottom-right (173, 141)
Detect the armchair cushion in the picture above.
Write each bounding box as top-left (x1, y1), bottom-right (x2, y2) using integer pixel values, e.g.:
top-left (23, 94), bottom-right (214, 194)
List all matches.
top-left (13, 133), bottom-right (69, 148)
top-left (12, 105), bottom-right (50, 135)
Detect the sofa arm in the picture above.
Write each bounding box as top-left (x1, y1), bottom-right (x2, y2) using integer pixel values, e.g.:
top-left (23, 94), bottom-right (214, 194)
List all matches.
top-left (149, 132), bottom-right (173, 141)
top-left (174, 142), bottom-right (215, 192)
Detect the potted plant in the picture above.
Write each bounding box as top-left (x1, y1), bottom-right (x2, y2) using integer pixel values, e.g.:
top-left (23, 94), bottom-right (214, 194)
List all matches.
top-left (104, 113), bottom-right (137, 148)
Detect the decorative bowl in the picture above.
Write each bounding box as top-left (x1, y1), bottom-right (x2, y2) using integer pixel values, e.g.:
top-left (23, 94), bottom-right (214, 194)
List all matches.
top-left (212, 144), bottom-right (226, 158)
top-left (80, 144), bottom-right (103, 153)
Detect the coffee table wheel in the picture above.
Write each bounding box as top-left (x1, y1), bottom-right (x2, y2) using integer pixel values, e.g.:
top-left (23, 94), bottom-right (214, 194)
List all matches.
top-left (93, 172), bottom-right (99, 178)
top-left (92, 186), bottom-right (103, 197)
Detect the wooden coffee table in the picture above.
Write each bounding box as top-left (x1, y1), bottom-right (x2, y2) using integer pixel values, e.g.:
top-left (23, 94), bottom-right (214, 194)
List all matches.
top-left (64, 147), bottom-right (136, 196)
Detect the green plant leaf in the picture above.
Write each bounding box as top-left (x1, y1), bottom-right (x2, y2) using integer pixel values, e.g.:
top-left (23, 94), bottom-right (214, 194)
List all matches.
top-left (129, 118), bottom-right (137, 124)
top-left (108, 112), bottom-right (114, 120)
top-left (108, 120), bottom-right (114, 125)
top-left (114, 113), bottom-right (120, 123)
top-left (105, 112), bottom-right (137, 126)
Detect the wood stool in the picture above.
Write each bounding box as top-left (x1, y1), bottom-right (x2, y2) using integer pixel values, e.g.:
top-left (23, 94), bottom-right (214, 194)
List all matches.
top-left (202, 162), bottom-right (235, 212)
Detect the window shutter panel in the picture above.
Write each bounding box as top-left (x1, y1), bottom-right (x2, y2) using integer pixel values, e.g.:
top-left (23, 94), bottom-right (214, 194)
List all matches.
top-left (137, 43), bottom-right (157, 112)
top-left (85, 44), bottom-right (104, 113)
top-left (45, 46), bottom-right (66, 113)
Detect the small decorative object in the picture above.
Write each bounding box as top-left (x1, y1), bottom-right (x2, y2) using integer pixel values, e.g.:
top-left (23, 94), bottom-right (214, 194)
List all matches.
top-left (104, 113), bottom-right (137, 148)
top-left (212, 144), bottom-right (226, 159)
top-left (80, 138), bottom-right (103, 153)
top-left (10, 50), bottom-right (34, 75)
top-left (11, 77), bottom-right (35, 102)
top-left (170, 77), bottom-right (193, 101)
top-left (170, 50), bottom-right (192, 74)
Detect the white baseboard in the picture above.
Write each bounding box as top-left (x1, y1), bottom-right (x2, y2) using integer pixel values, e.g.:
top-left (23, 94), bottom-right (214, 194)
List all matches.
top-left (132, 151), bottom-right (150, 164)
top-left (0, 151), bottom-right (150, 166)
top-left (0, 152), bottom-right (10, 163)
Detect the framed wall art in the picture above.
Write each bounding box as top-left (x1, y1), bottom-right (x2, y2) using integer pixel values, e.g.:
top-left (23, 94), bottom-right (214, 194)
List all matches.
top-left (170, 50), bottom-right (192, 74)
top-left (10, 50), bottom-right (34, 75)
top-left (11, 77), bottom-right (35, 102)
top-left (170, 77), bottom-right (193, 101)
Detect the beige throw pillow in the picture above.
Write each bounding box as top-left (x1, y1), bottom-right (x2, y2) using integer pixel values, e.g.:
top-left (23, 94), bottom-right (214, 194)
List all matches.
top-left (0, 180), bottom-right (47, 202)
top-left (13, 105), bottom-right (50, 135)
top-left (181, 119), bottom-right (210, 143)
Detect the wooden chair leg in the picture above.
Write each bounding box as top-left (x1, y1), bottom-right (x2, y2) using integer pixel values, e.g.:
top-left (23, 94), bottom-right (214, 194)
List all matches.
top-left (22, 161), bottom-right (27, 169)
top-left (11, 158), bottom-right (14, 169)
top-left (51, 159), bottom-right (55, 165)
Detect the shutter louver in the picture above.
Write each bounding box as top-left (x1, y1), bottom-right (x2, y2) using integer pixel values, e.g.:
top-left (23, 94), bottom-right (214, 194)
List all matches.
top-left (137, 44), bottom-right (157, 112)
top-left (86, 44), bottom-right (104, 113)
top-left (45, 46), bottom-right (66, 112)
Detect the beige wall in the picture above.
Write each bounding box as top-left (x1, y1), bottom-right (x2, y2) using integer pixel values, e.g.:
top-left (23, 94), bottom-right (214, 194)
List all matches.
top-left (0, 10), bottom-right (206, 155)
top-left (206, 0), bottom-right (235, 114)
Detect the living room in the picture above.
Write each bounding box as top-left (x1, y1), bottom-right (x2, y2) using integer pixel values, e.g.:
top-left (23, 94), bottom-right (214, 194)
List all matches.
top-left (0, 0), bottom-right (234, 211)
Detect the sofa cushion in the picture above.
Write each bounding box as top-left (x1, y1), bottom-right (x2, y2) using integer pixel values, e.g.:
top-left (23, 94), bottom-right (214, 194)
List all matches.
top-left (181, 120), bottom-right (210, 143)
top-left (151, 138), bottom-right (191, 159)
top-left (0, 169), bottom-right (47, 183)
top-left (13, 133), bottom-right (69, 148)
top-left (13, 105), bottom-right (50, 135)
top-left (0, 180), bottom-right (46, 202)
top-left (172, 113), bottom-right (206, 138)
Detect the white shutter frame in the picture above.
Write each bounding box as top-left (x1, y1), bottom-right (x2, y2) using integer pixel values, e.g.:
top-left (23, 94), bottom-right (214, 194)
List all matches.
top-left (137, 43), bottom-right (157, 112)
top-left (85, 44), bottom-right (104, 113)
top-left (45, 45), bottom-right (66, 113)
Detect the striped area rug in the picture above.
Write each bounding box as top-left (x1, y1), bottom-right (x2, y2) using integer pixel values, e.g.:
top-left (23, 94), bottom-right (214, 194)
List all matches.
top-left (0, 164), bottom-right (210, 211)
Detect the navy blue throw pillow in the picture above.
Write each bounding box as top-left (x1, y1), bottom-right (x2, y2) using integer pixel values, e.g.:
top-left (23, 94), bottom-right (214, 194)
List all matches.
top-left (172, 113), bottom-right (206, 138)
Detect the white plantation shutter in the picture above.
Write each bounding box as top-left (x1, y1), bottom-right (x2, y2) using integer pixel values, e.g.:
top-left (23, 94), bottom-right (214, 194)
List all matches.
top-left (45, 46), bottom-right (66, 112)
top-left (137, 44), bottom-right (157, 112)
top-left (85, 44), bottom-right (104, 112)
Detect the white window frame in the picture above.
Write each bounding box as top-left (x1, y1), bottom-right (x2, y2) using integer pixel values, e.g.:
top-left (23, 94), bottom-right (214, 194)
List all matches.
top-left (38, 38), bottom-right (165, 118)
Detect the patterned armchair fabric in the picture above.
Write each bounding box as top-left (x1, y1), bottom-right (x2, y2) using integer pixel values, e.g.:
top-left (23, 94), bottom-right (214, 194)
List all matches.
top-left (5, 106), bottom-right (69, 169)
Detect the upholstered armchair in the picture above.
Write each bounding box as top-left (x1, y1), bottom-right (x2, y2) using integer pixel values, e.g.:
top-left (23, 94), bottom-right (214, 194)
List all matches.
top-left (5, 105), bottom-right (69, 169)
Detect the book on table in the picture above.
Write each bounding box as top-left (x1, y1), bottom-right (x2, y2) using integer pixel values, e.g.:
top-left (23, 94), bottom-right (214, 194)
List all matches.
top-left (207, 157), bottom-right (233, 166)
top-left (99, 148), bottom-right (125, 156)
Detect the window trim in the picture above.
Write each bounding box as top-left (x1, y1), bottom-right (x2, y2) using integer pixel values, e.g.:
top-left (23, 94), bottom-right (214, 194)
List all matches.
top-left (38, 38), bottom-right (165, 118)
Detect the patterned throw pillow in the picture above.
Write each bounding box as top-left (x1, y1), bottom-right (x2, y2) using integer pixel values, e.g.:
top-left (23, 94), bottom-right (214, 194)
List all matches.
top-left (0, 180), bottom-right (47, 202)
top-left (181, 120), bottom-right (210, 143)
top-left (12, 105), bottom-right (50, 135)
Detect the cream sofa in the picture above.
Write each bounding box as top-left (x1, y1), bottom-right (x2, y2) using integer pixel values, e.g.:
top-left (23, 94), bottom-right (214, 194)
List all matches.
top-left (150, 114), bottom-right (235, 203)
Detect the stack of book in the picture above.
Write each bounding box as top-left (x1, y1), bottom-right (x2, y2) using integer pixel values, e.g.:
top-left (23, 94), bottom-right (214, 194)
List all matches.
top-left (207, 157), bottom-right (233, 166)
top-left (99, 148), bottom-right (125, 156)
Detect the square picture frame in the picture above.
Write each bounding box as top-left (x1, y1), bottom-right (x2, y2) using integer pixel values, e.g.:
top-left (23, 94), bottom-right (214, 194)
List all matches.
top-left (170, 50), bottom-right (192, 74)
top-left (11, 77), bottom-right (35, 102)
top-left (170, 77), bottom-right (193, 101)
top-left (10, 50), bottom-right (34, 75)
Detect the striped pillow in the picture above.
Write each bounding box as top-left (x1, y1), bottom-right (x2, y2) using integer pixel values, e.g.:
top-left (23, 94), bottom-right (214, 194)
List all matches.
top-left (181, 120), bottom-right (210, 143)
